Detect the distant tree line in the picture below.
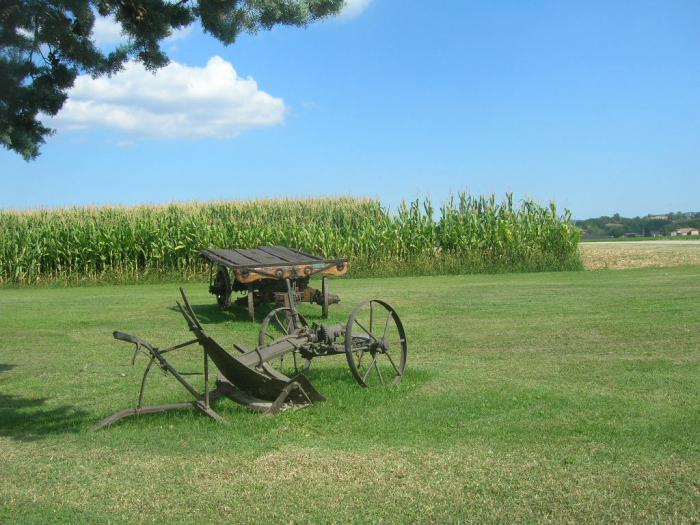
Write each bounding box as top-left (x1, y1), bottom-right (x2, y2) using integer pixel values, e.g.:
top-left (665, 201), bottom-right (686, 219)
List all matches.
top-left (576, 212), bottom-right (700, 239)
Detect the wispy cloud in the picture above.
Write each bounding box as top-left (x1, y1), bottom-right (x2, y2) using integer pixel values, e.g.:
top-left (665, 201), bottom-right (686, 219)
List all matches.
top-left (338, 0), bottom-right (373, 20)
top-left (50, 56), bottom-right (285, 140)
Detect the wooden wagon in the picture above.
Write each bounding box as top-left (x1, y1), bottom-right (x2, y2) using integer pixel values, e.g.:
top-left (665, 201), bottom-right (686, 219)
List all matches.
top-left (200, 246), bottom-right (348, 320)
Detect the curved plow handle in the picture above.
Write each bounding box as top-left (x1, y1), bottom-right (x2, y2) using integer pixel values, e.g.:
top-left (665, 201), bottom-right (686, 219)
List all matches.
top-left (113, 331), bottom-right (154, 365)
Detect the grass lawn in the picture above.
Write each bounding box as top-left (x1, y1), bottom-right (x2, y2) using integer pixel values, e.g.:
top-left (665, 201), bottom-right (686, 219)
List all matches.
top-left (1, 267), bottom-right (699, 523)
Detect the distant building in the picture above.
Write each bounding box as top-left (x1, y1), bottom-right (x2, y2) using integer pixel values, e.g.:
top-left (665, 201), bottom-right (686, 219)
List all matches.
top-left (647, 214), bottom-right (669, 220)
top-left (671, 228), bottom-right (700, 236)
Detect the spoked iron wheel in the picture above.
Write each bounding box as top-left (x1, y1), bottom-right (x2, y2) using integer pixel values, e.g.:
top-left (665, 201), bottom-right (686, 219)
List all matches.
top-left (213, 267), bottom-right (232, 309)
top-left (344, 299), bottom-right (407, 387)
top-left (259, 307), bottom-right (310, 376)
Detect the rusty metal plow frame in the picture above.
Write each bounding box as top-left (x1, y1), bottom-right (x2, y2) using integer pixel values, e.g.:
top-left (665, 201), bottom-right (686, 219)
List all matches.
top-left (89, 332), bottom-right (226, 431)
top-left (93, 284), bottom-right (407, 431)
top-left (90, 293), bottom-right (321, 431)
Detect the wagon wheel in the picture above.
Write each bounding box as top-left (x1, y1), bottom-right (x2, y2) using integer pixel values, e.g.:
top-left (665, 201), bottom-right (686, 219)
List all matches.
top-left (259, 307), bottom-right (311, 376)
top-left (344, 299), bottom-right (407, 387)
top-left (213, 267), bottom-right (232, 309)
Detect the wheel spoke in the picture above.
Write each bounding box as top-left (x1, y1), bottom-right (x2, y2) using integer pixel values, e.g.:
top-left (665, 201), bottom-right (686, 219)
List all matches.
top-left (384, 351), bottom-right (401, 376)
top-left (369, 302), bottom-right (374, 333)
top-left (354, 319), bottom-right (377, 341)
top-left (362, 355), bottom-right (378, 383)
top-left (374, 359), bottom-right (384, 385)
top-left (390, 339), bottom-right (406, 346)
top-left (273, 312), bottom-right (286, 334)
top-left (382, 312), bottom-right (392, 339)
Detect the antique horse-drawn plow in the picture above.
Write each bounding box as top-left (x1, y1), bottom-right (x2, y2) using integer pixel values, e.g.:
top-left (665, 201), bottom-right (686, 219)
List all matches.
top-left (201, 246), bottom-right (348, 320)
top-left (92, 281), bottom-right (407, 430)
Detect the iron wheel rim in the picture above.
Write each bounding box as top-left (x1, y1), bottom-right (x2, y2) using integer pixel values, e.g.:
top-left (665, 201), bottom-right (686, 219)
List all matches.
top-left (344, 299), bottom-right (407, 387)
top-left (259, 307), bottom-right (309, 376)
top-left (214, 267), bottom-right (232, 309)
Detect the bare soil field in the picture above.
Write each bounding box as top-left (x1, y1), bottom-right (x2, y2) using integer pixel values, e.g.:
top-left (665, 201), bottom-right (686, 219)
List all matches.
top-left (581, 240), bottom-right (700, 270)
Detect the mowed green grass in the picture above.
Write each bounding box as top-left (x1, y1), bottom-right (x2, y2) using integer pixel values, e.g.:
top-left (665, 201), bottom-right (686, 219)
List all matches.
top-left (0, 267), bottom-right (698, 523)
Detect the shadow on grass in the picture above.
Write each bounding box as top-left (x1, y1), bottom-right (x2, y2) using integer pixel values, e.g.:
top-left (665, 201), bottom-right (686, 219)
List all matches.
top-left (0, 364), bottom-right (89, 441)
top-left (166, 301), bottom-right (279, 324)
top-left (304, 365), bottom-right (435, 391)
top-left (187, 302), bottom-right (335, 326)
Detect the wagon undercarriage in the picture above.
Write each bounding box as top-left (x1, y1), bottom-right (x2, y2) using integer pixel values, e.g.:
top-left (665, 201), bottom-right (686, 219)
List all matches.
top-left (201, 246), bottom-right (348, 320)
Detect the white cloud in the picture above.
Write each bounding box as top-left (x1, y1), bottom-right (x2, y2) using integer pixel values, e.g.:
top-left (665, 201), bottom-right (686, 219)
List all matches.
top-left (338, 0), bottom-right (372, 20)
top-left (92, 16), bottom-right (124, 45)
top-left (166, 25), bottom-right (192, 42)
top-left (51, 56), bottom-right (285, 139)
top-left (16, 27), bottom-right (33, 39)
top-left (92, 15), bottom-right (192, 46)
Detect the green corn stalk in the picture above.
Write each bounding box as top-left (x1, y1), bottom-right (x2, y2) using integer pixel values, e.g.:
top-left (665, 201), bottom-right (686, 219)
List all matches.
top-left (0, 195), bottom-right (581, 285)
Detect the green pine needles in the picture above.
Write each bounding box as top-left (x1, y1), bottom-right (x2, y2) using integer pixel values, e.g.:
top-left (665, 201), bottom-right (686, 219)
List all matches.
top-left (0, 193), bottom-right (582, 285)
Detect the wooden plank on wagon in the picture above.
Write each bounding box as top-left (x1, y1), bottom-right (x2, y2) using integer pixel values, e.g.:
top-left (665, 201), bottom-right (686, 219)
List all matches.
top-left (201, 246), bottom-right (346, 270)
top-left (263, 246), bottom-right (326, 264)
top-left (237, 248), bottom-right (284, 266)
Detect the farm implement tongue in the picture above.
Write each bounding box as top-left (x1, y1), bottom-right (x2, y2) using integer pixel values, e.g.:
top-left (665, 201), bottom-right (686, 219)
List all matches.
top-left (92, 280), bottom-right (408, 430)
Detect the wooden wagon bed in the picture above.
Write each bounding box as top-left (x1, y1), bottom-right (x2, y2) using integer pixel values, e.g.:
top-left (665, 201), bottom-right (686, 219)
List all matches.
top-left (200, 246), bottom-right (348, 320)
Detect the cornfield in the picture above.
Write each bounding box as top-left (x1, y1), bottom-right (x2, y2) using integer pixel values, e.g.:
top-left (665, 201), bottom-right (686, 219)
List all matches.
top-left (0, 194), bottom-right (581, 285)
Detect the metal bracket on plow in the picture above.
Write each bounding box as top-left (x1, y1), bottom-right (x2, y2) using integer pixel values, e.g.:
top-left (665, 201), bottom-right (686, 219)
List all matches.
top-left (215, 373), bottom-right (324, 415)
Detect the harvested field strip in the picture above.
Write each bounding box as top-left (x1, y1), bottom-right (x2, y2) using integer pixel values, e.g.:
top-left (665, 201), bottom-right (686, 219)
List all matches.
top-left (581, 241), bottom-right (700, 270)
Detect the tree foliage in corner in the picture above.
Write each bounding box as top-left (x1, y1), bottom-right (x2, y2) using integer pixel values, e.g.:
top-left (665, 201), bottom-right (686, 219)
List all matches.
top-left (0, 0), bottom-right (343, 160)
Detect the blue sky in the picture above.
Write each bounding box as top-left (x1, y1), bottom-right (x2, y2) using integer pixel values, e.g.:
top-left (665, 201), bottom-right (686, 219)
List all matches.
top-left (1, 0), bottom-right (698, 218)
